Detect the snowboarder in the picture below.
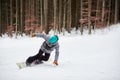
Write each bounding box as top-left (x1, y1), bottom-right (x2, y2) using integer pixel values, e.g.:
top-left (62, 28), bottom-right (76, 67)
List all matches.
top-left (26, 33), bottom-right (59, 66)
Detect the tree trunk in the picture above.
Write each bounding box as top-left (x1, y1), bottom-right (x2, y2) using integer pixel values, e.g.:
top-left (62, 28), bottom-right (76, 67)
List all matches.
top-left (15, 0), bottom-right (18, 38)
top-left (107, 0), bottom-right (111, 26)
top-left (67, 0), bottom-right (71, 33)
top-left (54, 0), bottom-right (57, 34)
top-left (44, 0), bottom-right (48, 34)
top-left (80, 0), bottom-right (83, 35)
top-left (20, 0), bottom-right (23, 35)
top-left (0, 0), bottom-right (2, 36)
top-left (58, 0), bottom-right (62, 33)
top-left (115, 0), bottom-right (118, 24)
top-left (95, 0), bottom-right (99, 28)
top-left (63, 0), bottom-right (67, 35)
top-left (6, 1), bottom-right (9, 29)
top-left (88, 0), bottom-right (91, 34)
top-left (10, 0), bottom-right (13, 28)
top-left (29, 0), bottom-right (31, 28)
top-left (101, 0), bottom-right (105, 26)
top-left (40, 0), bottom-right (43, 32)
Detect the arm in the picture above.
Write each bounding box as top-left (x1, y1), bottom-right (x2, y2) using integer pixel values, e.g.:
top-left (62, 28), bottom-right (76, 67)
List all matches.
top-left (54, 45), bottom-right (59, 61)
top-left (53, 44), bottom-right (60, 66)
top-left (34, 33), bottom-right (49, 40)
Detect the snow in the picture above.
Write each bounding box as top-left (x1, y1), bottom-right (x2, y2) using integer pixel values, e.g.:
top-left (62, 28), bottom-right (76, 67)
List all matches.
top-left (0, 24), bottom-right (120, 80)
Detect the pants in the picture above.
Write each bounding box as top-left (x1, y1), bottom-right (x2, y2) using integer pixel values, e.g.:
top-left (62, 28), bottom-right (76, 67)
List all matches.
top-left (26, 49), bottom-right (50, 64)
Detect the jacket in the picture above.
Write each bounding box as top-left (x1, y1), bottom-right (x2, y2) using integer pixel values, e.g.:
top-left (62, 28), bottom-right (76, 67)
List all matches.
top-left (35, 33), bottom-right (60, 61)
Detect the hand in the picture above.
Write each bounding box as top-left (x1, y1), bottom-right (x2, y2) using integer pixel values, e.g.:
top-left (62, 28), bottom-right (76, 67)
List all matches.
top-left (53, 60), bottom-right (58, 66)
top-left (31, 33), bottom-right (35, 37)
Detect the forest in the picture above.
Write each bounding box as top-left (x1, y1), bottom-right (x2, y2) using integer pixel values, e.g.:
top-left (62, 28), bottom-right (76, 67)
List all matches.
top-left (0, 0), bottom-right (120, 37)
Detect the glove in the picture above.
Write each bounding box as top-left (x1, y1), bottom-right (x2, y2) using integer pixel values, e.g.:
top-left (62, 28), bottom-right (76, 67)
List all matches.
top-left (53, 60), bottom-right (58, 66)
top-left (31, 33), bottom-right (36, 37)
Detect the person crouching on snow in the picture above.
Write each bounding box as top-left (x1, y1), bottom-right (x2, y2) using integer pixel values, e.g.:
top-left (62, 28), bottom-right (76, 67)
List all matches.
top-left (26, 33), bottom-right (60, 66)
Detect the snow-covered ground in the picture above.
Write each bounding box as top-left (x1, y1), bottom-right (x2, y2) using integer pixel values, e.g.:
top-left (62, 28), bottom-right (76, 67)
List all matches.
top-left (0, 24), bottom-right (120, 80)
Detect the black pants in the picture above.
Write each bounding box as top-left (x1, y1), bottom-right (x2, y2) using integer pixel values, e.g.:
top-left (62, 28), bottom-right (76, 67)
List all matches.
top-left (26, 49), bottom-right (50, 64)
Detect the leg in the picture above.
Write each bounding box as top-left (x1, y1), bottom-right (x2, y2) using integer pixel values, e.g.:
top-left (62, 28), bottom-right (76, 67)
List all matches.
top-left (26, 49), bottom-right (43, 65)
top-left (42, 53), bottom-right (50, 61)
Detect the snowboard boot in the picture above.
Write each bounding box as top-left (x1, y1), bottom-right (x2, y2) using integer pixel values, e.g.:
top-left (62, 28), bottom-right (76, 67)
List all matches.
top-left (25, 62), bottom-right (31, 66)
top-left (34, 60), bottom-right (43, 65)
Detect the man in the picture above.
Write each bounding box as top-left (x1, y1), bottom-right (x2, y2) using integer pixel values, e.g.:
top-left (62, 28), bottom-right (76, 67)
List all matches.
top-left (26, 33), bottom-right (60, 66)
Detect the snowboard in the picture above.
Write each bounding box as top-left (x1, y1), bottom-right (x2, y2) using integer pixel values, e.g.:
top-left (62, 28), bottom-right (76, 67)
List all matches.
top-left (16, 61), bottom-right (44, 69)
top-left (16, 62), bottom-right (27, 69)
top-left (16, 58), bottom-right (52, 69)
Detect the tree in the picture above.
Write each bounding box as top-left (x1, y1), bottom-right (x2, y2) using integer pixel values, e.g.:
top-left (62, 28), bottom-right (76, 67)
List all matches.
top-left (88, 0), bottom-right (91, 34)
top-left (80, 0), bottom-right (83, 35)
top-left (40, 0), bottom-right (43, 32)
top-left (58, 0), bottom-right (63, 33)
top-left (0, 0), bottom-right (120, 36)
top-left (115, 0), bottom-right (118, 24)
top-left (54, 0), bottom-right (57, 34)
top-left (63, 0), bottom-right (67, 35)
top-left (15, 0), bottom-right (18, 38)
top-left (20, 0), bottom-right (24, 35)
top-left (101, 0), bottom-right (105, 25)
top-left (67, 0), bottom-right (71, 33)
top-left (44, 0), bottom-right (48, 34)
top-left (107, 0), bottom-right (111, 26)
top-left (0, 0), bottom-right (2, 36)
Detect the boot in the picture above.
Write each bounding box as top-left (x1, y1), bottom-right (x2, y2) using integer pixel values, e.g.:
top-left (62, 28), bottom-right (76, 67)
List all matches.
top-left (34, 60), bottom-right (43, 64)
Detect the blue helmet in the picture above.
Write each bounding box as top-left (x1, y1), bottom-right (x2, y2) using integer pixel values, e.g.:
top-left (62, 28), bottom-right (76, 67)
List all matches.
top-left (48, 35), bottom-right (59, 44)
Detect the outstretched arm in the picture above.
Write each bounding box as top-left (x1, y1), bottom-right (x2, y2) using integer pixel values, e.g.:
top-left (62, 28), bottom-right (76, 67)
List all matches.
top-left (32, 33), bottom-right (49, 40)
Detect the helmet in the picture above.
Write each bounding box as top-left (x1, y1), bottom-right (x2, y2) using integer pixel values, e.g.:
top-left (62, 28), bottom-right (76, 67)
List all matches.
top-left (48, 35), bottom-right (59, 44)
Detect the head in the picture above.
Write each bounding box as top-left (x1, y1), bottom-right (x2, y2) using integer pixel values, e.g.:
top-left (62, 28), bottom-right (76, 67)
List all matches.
top-left (48, 35), bottom-right (59, 44)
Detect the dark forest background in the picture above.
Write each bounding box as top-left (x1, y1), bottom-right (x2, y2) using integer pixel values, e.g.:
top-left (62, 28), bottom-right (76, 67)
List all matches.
top-left (0, 0), bottom-right (120, 37)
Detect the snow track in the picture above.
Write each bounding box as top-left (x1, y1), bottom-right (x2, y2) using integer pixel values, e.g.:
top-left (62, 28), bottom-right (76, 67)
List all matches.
top-left (0, 24), bottom-right (120, 80)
